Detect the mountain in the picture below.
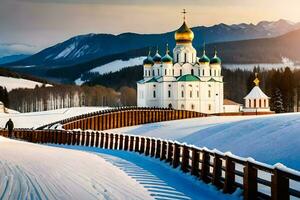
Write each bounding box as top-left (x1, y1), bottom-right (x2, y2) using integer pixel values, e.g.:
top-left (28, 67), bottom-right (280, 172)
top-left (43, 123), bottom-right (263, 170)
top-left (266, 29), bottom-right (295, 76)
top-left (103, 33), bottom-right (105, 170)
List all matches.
top-left (0, 54), bottom-right (30, 65)
top-left (3, 19), bottom-right (300, 68)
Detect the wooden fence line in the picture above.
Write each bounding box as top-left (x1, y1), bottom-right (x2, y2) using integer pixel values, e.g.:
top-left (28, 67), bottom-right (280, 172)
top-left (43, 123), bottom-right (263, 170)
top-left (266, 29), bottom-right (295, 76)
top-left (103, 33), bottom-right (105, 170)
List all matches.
top-left (0, 129), bottom-right (299, 200)
top-left (37, 107), bottom-right (207, 131)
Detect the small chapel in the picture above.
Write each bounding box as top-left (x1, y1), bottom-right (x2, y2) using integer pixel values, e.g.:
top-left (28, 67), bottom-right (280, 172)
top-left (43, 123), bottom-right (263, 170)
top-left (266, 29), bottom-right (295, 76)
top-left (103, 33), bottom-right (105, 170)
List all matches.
top-left (137, 10), bottom-right (273, 115)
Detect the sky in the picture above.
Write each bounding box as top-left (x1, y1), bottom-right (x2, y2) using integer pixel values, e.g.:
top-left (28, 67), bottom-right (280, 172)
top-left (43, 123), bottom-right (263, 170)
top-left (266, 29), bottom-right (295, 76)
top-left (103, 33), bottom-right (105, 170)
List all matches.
top-left (1, 0), bottom-right (300, 56)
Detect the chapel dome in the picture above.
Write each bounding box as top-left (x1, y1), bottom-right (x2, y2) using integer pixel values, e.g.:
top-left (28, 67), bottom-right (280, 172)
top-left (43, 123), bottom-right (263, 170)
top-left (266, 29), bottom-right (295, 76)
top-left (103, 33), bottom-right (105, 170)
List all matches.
top-left (152, 50), bottom-right (162, 63)
top-left (143, 51), bottom-right (154, 66)
top-left (210, 51), bottom-right (222, 65)
top-left (199, 50), bottom-right (210, 64)
top-left (174, 21), bottom-right (194, 44)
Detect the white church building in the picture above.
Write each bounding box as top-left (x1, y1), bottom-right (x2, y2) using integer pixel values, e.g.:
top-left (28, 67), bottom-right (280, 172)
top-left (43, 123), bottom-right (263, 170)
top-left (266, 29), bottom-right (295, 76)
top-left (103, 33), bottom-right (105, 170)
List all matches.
top-left (137, 15), bottom-right (223, 114)
top-left (137, 13), bottom-right (273, 115)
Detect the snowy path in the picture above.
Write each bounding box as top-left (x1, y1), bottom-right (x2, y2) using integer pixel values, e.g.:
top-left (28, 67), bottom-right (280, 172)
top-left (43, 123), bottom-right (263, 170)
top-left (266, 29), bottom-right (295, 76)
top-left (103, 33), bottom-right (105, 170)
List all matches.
top-left (0, 137), bottom-right (240, 200)
top-left (53, 145), bottom-right (241, 200)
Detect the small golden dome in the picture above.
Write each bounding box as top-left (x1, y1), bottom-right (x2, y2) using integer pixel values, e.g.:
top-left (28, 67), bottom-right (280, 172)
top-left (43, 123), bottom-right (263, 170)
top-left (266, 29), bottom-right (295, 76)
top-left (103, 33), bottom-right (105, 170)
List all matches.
top-left (175, 21), bottom-right (194, 44)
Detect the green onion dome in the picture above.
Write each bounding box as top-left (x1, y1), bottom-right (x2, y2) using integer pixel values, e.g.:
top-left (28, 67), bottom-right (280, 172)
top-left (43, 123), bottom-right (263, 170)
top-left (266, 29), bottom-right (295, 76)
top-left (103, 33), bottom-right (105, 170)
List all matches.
top-left (198, 50), bottom-right (210, 63)
top-left (153, 49), bottom-right (162, 63)
top-left (210, 50), bottom-right (221, 64)
top-left (161, 44), bottom-right (173, 64)
top-left (143, 50), bottom-right (154, 66)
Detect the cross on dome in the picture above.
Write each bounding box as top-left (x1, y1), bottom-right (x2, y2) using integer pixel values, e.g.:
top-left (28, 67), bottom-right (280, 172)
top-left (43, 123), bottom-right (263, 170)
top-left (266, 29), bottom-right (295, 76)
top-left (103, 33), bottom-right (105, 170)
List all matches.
top-left (253, 73), bottom-right (260, 86)
top-left (181, 9), bottom-right (187, 21)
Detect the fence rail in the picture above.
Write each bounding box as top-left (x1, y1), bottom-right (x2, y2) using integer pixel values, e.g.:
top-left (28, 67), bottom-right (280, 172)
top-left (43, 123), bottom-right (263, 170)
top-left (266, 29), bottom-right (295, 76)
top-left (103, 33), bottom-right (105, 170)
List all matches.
top-left (0, 129), bottom-right (299, 200)
top-left (37, 107), bottom-right (207, 131)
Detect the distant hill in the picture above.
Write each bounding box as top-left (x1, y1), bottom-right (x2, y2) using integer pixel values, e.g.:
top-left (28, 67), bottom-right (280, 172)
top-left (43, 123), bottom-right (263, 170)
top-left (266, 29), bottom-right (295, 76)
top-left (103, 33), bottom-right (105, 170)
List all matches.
top-left (3, 19), bottom-right (299, 68)
top-left (0, 54), bottom-right (30, 65)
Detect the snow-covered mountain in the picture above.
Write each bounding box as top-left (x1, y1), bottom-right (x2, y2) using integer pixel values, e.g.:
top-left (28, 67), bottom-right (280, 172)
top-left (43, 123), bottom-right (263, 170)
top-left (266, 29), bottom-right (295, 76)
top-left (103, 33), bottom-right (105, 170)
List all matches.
top-left (4, 19), bottom-right (300, 68)
top-left (0, 76), bottom-right (51, 92)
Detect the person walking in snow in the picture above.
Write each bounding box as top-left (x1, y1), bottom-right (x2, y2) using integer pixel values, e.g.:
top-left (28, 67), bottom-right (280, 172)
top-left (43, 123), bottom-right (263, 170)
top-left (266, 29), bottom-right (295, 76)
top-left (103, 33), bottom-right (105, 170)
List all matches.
top-left (5, 118), bottom-right (14, 138)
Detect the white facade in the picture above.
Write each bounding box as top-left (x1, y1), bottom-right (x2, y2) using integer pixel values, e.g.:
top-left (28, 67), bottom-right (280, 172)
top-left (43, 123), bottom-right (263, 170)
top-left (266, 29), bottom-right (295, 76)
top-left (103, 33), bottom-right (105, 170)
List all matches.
top-left (137, 19), bottom-right (224, 114)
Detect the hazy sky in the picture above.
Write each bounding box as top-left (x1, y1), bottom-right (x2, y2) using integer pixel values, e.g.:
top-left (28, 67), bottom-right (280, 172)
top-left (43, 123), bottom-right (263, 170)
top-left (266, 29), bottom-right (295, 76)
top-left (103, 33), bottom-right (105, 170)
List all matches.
top-left (1, 0), bottom-right (300, 55)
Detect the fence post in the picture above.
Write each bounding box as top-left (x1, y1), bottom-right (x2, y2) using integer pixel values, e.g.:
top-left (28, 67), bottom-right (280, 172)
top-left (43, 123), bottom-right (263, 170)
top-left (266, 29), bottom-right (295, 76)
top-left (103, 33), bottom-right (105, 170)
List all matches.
top-left (172, 142), bottom-right (180, 168)
top-left (114, 134), bottom-right (119, 150)
top-left (90, 132), bottom-right (95, 147)
top-left (271, 168), bottom-right (289, 200)
top-left (200, 150), bottom-right (210, 183)
top-left (145, 138), bottom-right (150, 156)
top-left (129, 136), bottom-right (134, 151)
top-left (85, 132), bottom-right (90, 146)
top-left (160, 141), bottom-right (167, 161)
top-left (212, 153), bottom-right (223, 188)
top-left (95, 132), bottom-right (100, 147)
top-left (71, 131), bottom-right (76, 145)
top-left (181, 145), bottom-right (189, 173)
top-left (223, 155), bottom-right (236, 193)
top-left (98, 132), bottom-right (104, 148)
top-left (167, 141), bottom-right (173, 164)
top-left (119, 134), bottom-right (124, 150)
top-left (191, 147), bottom-right (200, 177)
top-left (109, 133), bottom-right (114, 149)
top-left (139, 137), bottom-right (145, 154)
top-left (124, 135), bottom-right (129, 151)
top-left (81, 131), bottom-right (85, 146)
top-left (104, 133), bottom-right (109, 149)
top-left (134, 136), bottom-right (140, 152)
top-left (150, 138), bottom-right (156, 157)
top-left (155, 140), bottom-right (161, 158)
top-left (244, 161), bottom-right (258, 200)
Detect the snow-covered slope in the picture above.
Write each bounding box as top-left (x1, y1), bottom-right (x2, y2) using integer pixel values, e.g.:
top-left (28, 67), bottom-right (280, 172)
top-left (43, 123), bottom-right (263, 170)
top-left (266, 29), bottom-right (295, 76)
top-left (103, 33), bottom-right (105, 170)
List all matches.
top-left (75, 57), bottom-right (145, 85)
top-left (112, 113), bottom-right (300, 170)
top-left (0, 137), bottom-right (153, 200)
top-left (0, 107), bottom-right (110, 129)
top-left (0, 76), bottom-right (51, 92)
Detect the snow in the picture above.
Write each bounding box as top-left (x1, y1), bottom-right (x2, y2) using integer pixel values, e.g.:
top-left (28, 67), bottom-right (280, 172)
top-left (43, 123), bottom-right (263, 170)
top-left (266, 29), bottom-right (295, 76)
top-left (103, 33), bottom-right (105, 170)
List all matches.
top-left (0, 107), bottom-right (110, 129)
top-left (0, 137), bottom-right (153, 200)
top-left (244, 86), bottom-right (270, 99)
top-left (75, 57), bottom-right (146, 85)
top-left (54, 43), bottom-right (76, 60)
top-left (112, 113), bottom-right (300, 171)
top-left (0, 76), bottom-right (52, 92)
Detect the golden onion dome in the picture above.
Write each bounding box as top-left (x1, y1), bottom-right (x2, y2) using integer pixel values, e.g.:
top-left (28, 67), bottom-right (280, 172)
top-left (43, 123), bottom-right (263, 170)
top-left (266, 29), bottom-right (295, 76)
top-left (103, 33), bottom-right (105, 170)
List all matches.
top-left (175, 21), bottom-right (194, 44)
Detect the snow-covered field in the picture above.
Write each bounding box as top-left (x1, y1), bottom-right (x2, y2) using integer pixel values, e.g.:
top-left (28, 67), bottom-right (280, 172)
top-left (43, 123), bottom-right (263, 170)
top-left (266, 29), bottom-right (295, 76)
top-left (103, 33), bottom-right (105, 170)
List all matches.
top-left (0, 107), bottom-right (110, 129)
top-left (0, 76), bottom-right (52, 92)
top-left (0, 137), bottom-right (239, 200)
top-left (75, 57), bottom-right (145, 85)
top-left (112, 113), bottom-right (300, 170)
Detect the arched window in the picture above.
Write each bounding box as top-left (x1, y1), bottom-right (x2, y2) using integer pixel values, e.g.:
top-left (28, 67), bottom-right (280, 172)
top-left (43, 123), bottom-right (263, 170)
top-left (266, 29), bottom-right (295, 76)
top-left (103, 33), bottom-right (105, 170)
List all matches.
top-left (264, 99), bottom-right (267, 107)
top-left (184, 53), bottom-right (187, 63)
top-left (191, 104), bottom-right (195, 110)
top-left (165, 69), bottom-right (167, 76)
top-left (208, 90), bottom-right (211, 98)
top-left (168, 90), bottom-right (171, 98)
top-left (191, 69), bottom-right (194, 75)
top-left (180, 69), bottom-right (182, 76)
top-left (152, 70), bottom-right (155, 76)
top-left (210, 69), bottom-right (212, 76)
top-left (190, 91), bottom-right (192, 98)
top-left (181, 91), bottom-right (184, 98)
top-left (208, 104), bottom-right (211, 111)
top-left (153, 90), bottom-right (156, 98)
top-left (157, 69), bottom-right (160, 76)
top-left (254, 99), bottom-right (257, 107)
top-left (177, 54), bottom-right (179, 62)
top-left (181, 104), bottom-right (185, 109)
top-left (172, 69), bottom-right (174, 76)
top-left (259, 99), bottom-right (262, 107)
top-left (198, 69), bottom-right (200, 76)
top-left (197, 91), bottom-right (199, 98)
top-left (203, 69), bottom-right (205, 76)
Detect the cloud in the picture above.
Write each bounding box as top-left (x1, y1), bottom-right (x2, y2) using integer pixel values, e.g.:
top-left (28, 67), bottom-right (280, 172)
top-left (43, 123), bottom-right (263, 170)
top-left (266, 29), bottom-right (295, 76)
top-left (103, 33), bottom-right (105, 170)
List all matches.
top-left (0, 43), bottom-right (38, 57)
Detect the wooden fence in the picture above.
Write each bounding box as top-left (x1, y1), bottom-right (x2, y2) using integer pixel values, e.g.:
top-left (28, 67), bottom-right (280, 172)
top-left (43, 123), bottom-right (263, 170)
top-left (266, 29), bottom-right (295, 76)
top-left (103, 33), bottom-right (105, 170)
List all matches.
top-left (0, 129), bottom-right (299, 200)
top-left (37, 107), bottom-right (207, 131)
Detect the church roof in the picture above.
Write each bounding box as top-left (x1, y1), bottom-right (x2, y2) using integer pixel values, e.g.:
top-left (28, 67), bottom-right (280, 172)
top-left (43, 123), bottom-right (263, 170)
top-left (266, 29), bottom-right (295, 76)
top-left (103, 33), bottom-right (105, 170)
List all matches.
top-left (244, 86), bottom-right (270, 99)
top-left (145, 77), bottom-right (158, 83)
top-left (177, 74), bottom-right (200, 82)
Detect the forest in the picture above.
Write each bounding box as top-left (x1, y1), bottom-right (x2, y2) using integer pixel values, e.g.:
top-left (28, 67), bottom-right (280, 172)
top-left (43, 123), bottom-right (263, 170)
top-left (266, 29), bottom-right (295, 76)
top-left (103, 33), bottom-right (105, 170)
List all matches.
top-left (0, 66), bottom-right (298, 113)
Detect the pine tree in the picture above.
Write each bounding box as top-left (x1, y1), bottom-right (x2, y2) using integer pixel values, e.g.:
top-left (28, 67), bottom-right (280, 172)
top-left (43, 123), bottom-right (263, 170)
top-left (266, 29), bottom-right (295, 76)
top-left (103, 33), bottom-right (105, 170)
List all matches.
top-left (271, 88), bottom-right (284, 113)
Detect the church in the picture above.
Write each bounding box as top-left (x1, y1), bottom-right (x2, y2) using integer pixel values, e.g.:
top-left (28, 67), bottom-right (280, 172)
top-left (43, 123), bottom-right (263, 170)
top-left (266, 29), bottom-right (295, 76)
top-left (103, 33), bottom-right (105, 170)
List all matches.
top-left (137, 12), bottom-right (272, 114)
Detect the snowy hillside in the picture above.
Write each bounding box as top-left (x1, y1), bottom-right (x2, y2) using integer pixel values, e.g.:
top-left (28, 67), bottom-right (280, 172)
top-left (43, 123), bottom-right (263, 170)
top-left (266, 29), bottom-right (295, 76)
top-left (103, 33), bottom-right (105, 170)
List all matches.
top-left (0, 76), bottom-right (51, 92)
top-left (112, 113), bottom-right (300, 170)
top-left (0, 107), bottom-right (110, 129)
top-left (75, 57), bottom-right (145, 85)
